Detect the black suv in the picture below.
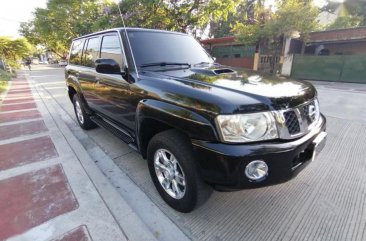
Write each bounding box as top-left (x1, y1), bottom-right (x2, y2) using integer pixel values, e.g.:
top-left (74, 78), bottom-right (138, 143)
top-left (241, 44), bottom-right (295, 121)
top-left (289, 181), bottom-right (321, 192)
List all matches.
top-left (65, 28), bottom-right (327, 212)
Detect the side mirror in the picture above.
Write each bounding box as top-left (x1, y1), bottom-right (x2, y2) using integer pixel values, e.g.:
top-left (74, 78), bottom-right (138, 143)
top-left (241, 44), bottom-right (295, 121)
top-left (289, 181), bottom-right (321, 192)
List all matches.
top-left (95, 58), bottom-right (123, 74)
top-left (212, 57), bottom-right (217, 61)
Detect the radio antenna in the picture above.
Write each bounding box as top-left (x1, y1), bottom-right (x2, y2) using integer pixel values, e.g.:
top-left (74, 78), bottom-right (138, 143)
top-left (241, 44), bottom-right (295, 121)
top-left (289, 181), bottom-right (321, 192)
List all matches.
top-left (115, 1), bottom-right (139, 79)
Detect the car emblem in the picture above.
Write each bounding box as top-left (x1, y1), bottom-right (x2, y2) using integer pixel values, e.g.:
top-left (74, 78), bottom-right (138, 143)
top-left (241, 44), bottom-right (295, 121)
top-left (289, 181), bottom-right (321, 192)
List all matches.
top-left (308, 104), bottom-right (317, 122)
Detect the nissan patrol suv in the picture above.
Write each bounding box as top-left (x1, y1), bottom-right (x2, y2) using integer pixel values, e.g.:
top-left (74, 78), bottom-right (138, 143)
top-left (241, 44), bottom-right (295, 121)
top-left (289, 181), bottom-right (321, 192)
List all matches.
top-left (65, 28), bottom-right (327, 212)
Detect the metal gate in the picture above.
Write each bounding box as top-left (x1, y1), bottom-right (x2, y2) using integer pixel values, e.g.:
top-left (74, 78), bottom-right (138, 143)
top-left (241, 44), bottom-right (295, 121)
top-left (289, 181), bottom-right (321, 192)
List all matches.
top-left (291, 55), bottom-right (366, 83)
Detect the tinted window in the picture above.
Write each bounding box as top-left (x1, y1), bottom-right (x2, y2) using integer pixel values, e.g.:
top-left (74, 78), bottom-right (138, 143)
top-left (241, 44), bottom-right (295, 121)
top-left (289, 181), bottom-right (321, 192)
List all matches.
top-left (69, 39), bottom-right (84, 65)
top-left (83, 37), bottom-right (100, 67)
top-left (127, 31), bottom-right (213, 67)
top-left (101, 35), bottom-right (123, 68)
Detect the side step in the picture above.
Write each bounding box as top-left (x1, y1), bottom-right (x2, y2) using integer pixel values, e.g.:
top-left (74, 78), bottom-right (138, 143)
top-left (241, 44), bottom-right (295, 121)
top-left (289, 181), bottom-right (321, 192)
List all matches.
top-left (90, 116), bottom-right (134, 144)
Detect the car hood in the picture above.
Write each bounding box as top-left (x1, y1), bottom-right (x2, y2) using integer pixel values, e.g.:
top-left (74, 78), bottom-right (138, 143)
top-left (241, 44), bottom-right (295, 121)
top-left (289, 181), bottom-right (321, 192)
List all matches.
top-left (139, 65), bottom-right (316, 115)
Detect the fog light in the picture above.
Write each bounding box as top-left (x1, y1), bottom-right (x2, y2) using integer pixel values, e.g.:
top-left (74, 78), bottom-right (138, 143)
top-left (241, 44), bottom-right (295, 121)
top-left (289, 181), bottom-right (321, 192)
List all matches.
top-left (245, 160), bottom-right (268, 181)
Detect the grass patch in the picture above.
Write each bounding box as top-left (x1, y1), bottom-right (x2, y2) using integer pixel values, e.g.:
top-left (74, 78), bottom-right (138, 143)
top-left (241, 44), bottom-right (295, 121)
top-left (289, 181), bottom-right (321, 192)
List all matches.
top-left (0, 69), bottom-right (14, 95)
top-left (0, 69), bottom-right (14, 81)
top-left (0, 80), bottom-right (8, 95)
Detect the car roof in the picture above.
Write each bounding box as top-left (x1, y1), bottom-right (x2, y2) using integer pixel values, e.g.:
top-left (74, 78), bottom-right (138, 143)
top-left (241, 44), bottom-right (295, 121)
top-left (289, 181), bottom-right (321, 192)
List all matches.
top-left (72, 28), bottom-right (187, 41)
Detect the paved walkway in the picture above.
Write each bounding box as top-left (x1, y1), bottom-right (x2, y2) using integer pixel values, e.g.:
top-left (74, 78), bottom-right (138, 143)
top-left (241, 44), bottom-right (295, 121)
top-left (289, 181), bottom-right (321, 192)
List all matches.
top-left (0, 73), bottom-right (156, 241)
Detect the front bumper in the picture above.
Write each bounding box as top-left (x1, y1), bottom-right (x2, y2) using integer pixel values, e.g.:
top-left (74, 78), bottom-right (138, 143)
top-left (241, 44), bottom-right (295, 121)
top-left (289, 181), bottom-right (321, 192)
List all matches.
top-left (192, 115), bottom-right (327, 190)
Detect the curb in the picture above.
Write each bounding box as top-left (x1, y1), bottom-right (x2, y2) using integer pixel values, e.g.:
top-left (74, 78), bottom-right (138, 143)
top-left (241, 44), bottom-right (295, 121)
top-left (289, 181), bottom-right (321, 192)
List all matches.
top-left (27, 73), bottom-right (158, 241)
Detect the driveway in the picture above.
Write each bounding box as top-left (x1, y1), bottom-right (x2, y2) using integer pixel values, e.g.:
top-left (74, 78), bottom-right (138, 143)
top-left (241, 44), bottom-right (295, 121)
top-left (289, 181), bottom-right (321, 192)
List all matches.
top-left (28, 65), bottom-right (366, 241)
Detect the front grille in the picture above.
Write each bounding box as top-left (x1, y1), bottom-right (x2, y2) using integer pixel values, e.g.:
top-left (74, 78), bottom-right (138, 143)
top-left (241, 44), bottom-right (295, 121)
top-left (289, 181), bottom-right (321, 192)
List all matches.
top-left (283, 110), bottom-right (300, 135)
top-left (277, 99), bottom-right (321, 139)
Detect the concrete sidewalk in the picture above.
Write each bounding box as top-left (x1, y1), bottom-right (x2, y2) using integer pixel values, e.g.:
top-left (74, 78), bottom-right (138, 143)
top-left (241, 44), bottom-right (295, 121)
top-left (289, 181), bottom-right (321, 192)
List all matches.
top-left (0, 72), bottom-right (157, 241)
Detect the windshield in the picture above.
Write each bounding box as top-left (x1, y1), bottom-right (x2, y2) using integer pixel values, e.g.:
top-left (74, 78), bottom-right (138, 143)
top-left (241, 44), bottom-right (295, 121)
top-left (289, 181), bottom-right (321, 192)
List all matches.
top-left (127, 30), bottom-right (213, 68)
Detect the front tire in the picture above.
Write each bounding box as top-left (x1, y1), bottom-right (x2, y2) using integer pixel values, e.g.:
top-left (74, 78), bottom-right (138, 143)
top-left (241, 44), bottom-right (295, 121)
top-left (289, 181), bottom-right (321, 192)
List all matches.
top-left (147, 130), bottom-right (212, 212)
top-left (72, 94), bottom-right (97, 130)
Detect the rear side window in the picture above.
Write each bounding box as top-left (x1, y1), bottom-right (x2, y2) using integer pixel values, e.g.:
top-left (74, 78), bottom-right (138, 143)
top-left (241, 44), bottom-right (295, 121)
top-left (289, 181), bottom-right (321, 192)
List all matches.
top-left (101, 35), bottom-right (123, 68)
top-left (83, 37), bottom-right (101, 68)
top-left (69, 39), bottom-right (85, 65)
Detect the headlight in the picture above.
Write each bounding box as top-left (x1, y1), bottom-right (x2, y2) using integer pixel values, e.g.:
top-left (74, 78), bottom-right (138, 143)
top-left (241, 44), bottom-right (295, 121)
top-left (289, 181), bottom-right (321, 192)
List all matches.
top-left (216, 112), bottom-right (278, 143)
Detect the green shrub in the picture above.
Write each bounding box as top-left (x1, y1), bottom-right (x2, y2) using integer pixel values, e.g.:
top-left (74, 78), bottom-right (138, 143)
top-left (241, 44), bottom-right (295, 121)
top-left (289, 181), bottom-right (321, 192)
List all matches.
top-left (0, 69), bottom-right (13, 82)
top-left (0, 80), bottom-right (8, 95)
top-left (0, 70), bottom-right (13, 95)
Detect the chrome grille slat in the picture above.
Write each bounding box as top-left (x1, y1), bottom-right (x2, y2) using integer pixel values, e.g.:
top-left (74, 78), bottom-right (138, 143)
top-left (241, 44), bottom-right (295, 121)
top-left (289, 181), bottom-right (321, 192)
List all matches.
top-left (283, 111), bottom-right (301, 135)
top-left (275, 99), bottom-right (320, 139)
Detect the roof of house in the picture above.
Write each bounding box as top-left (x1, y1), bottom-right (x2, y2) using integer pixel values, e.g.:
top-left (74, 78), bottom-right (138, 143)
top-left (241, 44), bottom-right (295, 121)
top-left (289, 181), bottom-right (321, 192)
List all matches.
top-left (308, 26), bottom-right (366, 43)
top-left (200, 36), bottom-right (235, 45)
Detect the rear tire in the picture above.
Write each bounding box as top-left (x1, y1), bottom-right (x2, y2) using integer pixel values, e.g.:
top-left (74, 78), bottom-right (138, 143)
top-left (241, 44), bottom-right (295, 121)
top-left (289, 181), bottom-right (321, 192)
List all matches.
top-left (72, 94), bottom-right (97, 130)
top-left (147, 130), bottom-right (212, 212)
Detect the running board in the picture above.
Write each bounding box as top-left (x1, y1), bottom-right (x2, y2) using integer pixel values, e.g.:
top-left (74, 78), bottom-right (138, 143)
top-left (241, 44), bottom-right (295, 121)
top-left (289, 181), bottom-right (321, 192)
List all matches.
top-left (90, 116), bottom-right (134, 144)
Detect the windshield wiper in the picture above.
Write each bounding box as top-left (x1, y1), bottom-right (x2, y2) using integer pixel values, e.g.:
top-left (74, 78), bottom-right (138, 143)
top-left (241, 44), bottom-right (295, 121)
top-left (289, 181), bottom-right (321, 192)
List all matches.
top-left (140, 62), bottom-right (191, 68)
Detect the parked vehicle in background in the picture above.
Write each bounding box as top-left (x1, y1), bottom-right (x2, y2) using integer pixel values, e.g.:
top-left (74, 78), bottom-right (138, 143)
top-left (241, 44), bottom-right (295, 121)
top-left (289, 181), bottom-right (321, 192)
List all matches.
top-left (58, 60), bottom-right (67, 67)
top-left (31, 58), bottom-right (39, 65)
top-left (65, 28), bottom-right (327, 212)
top-left (48, 59), bottom-right (58, 64)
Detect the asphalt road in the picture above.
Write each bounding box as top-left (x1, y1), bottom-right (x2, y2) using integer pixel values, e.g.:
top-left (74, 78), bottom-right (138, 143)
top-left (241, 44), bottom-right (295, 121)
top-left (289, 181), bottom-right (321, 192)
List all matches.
top-left (28, 65), bottom-right (366, 241)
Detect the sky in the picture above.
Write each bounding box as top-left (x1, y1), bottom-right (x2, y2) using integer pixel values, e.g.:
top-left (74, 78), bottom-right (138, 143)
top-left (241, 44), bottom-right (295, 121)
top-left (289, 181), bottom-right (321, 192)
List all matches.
top-left (0, 0), bottom-right (47, 38)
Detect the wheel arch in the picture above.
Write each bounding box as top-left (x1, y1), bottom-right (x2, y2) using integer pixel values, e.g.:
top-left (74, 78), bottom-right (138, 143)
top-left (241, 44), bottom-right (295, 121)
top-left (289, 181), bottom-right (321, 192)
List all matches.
top-left (66, 76), bottom-right (92, 114)
top-left (136, 99), bottom-right (218, 159)
top-left (67, 85), bottom-right (77, 102)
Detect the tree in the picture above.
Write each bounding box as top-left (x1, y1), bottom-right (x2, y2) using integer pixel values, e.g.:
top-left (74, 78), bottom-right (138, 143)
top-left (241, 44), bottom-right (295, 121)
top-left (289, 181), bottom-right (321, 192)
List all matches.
top-left (234, 0), bottom-right (319, 45)
top-left (324, 0), bottom-right (366, 30)
top-left (233, 0), bottom-right (319, 73)
top-left (209, 0), bottom-right (266, 38)
top-left (209, 14), bottom-right (234, 38)
top-left (232, 0), bottom-right (272, 45)
top-left (263, 0), bottom-right (319, 40)
top-left (326, 15), bottom-right (363, 30)
top-left (118, 0), bottom-right (239, 35)
top-left (0, 37), bottom-right (32, 68)
top-left (20, 0), bottom-right (239, 51)
top-left (20, 0), bottom-right (116, 57)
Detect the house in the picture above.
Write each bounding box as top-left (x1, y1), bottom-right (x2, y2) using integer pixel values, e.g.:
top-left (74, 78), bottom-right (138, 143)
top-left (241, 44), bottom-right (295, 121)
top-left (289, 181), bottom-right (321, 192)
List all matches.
top-left (201, 26), bottom-right (366, 83)
top-left (288, 26), bottom-right (366, 83)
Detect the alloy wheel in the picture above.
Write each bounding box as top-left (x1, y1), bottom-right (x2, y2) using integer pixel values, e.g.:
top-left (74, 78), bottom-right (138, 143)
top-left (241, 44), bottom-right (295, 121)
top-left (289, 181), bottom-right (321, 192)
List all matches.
top-left (154, 149), bottom-right (186, 199)
top-left (75, 100), bottom-right (84, 124)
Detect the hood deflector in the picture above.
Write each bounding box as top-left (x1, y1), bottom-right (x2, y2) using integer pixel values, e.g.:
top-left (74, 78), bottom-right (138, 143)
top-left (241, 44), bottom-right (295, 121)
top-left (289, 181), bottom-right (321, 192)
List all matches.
top-left (190, 67), bottom-right (236, 76)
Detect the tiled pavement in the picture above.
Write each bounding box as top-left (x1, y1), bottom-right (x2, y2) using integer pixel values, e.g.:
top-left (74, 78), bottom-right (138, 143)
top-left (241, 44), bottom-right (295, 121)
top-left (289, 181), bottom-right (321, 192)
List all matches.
top-left (0, 74), bottom-right (155, 241)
